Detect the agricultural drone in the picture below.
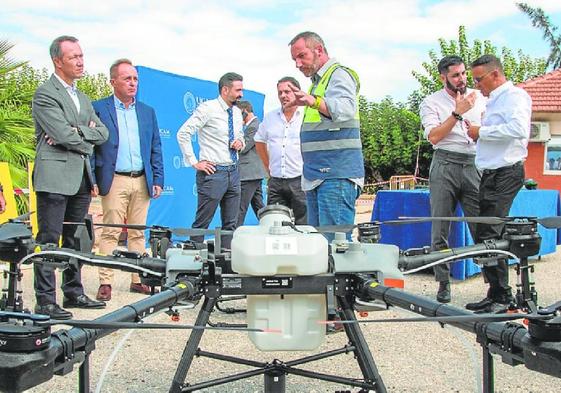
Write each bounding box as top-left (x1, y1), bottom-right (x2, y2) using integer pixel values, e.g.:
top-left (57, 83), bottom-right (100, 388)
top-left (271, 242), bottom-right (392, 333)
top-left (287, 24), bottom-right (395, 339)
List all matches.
top-left (0, 205), bottom-right (560, 393)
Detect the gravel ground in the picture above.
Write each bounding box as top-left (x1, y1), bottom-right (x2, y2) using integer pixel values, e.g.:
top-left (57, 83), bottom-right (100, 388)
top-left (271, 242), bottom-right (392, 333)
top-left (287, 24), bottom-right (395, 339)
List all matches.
top-left (9, 205), bottom-right (560, 392)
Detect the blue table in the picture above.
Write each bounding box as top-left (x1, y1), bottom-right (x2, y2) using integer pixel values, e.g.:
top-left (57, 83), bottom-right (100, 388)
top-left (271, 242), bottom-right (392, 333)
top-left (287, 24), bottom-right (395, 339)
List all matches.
top-left (372, 189), bottom-right (561, 280)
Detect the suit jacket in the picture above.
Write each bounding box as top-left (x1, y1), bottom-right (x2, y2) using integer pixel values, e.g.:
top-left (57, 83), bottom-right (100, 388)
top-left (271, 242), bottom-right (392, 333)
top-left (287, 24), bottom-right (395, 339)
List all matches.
top-left (239, 117), bottom-right (267, 181)
top-left (32, 75), bottom-right (109, 195)
top-left (91, 96), bottom-right (164, 197)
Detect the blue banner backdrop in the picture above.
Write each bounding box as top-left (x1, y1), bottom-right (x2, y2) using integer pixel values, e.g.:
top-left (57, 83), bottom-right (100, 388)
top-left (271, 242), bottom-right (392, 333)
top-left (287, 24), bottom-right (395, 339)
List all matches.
top-left (136, 66), bottom-right (265, 238)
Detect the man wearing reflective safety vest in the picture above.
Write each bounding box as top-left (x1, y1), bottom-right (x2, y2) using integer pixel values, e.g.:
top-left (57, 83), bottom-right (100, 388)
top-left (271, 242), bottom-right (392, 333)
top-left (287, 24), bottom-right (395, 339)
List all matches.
top-left (288, 31), bottom-right (364, 240)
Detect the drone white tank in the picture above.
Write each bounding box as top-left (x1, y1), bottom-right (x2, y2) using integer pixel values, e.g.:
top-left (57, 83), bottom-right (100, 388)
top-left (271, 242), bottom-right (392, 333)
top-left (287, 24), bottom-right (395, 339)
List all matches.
top-left (232, 205), bottom-right (328, 351)
top-left (231, 206), bottom-right (328, 275)
top-left (247, 294), bottom-right (326, 351)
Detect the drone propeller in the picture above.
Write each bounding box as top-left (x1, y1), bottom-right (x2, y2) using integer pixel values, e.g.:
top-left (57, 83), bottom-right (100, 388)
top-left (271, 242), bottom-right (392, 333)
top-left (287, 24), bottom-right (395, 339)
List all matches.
top-left (318, 311), bottom-right (552, 325)
top-left (9, 211), bottom-right (35, 223)
top-left (383, 215), bottom-right (561, 229)
top-left (0, 222), bottom-right (33, 242)
top-left (313, 224), bottom-right (357, 234)
top-left (63, 221), bottom-right (233, 237)
top-left (39, 319), bottom-right (278, 332)
top-left (0, 311), bottom-right (278, 333)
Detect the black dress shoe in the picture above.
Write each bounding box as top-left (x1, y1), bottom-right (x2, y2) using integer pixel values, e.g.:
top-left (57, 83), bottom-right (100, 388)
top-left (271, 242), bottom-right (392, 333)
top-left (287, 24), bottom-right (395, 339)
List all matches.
top-left (474, 301), bottom-right (510, 314)
top-left (34, 303), bottom-right (73, 320)
top-left (436, 281), bottom-right (451, 303)
top-left (465, 297), bottom-right (494, 311)
top-left (63, 294), bottom-right (106, 309)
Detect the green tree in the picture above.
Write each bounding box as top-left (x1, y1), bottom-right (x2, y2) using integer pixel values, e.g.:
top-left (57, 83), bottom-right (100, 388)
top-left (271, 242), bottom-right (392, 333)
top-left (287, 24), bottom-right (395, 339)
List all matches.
top-left (409, 25), bottom-right (547, 111)
top-left (517, 2), bottom-right (561, 70)
top-left (360, 96), bottom-right (428, 184)
top-left (77, 72), bottom-right (112, 100)
top-left (0, 40), bottom-right (36, 189)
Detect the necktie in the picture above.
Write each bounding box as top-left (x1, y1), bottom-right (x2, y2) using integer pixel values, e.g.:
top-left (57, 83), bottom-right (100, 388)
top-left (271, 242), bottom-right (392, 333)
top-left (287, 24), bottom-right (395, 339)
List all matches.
top-left (227, 107), bottom-right (237, 163)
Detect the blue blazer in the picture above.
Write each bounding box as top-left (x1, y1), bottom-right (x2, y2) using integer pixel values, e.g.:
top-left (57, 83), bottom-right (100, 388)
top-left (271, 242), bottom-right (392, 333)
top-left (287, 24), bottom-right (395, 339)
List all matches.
top-left (91, 96), bottom-right (164, 197)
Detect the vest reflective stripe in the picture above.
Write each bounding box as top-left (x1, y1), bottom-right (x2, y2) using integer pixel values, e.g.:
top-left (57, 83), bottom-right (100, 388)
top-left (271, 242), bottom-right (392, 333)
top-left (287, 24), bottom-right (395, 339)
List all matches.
top-left (301, 138), bottom-right (363, 153)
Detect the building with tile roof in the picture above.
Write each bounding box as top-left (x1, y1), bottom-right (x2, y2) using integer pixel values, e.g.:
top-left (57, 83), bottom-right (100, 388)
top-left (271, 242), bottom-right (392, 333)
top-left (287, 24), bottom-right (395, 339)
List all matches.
top-left (517, 69), bottom-right (561, 192)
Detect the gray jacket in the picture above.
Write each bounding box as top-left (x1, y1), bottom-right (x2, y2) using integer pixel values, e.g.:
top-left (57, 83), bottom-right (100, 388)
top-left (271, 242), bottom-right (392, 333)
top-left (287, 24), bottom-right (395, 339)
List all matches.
top-left (239, 117), bottom-right (267, 181)
top-left (32, 75), bottom-right (109, 195)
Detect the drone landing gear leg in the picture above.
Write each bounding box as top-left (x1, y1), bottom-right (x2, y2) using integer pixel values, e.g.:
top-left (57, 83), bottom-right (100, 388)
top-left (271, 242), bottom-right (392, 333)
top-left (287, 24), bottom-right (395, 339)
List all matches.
top-left (338, 296), bottom-right (387, 393)
top-left (78, 353), bottom-right (90, 393)
top-left (169, 295), bottom-right (218, 393)
top-left (482, 345), bottom-right (494, 393)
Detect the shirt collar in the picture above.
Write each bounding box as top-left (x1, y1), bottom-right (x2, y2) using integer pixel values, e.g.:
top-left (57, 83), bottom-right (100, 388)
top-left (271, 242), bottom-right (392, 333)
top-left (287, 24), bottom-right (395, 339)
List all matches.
top-left (218, 95), bottom-right (231, 111)
top-left (278, 106), bottom-right (302, 121)
top-left (53, 73), bottom-right (77, 92)
top-left (311, 58), bottom-right (337, 84)
top-left (114, 95), bottom-right (136, 110)
top-left (489, 81), bottom-right (512, 100)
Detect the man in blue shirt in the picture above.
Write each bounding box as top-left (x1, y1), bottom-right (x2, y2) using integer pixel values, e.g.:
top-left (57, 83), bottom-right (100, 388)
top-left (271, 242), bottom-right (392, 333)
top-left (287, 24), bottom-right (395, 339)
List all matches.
top-left (91, 59), bottom-right (164, 302)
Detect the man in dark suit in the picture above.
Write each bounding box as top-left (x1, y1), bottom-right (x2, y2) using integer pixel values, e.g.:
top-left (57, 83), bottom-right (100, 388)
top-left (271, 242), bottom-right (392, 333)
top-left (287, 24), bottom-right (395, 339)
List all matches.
top-left (91, 59), bottom-right (164, 302)
top-left (32, 35), bottom-right (109, 319)
top-left (236, 101), bottom-right (266, 227)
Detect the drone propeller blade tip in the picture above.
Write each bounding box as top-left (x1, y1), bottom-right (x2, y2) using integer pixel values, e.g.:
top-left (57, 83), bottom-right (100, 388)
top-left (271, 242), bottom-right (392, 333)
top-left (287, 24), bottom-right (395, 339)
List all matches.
top-left (261, 328), bottom-right (283, 334)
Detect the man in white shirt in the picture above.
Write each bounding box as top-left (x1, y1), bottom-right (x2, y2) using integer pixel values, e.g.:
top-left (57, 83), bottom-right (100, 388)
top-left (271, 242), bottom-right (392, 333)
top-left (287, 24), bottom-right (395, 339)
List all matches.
top-left (255, 77), bottom-right (307, 224)
top-left (420, 56), bottom-right (486, 303)
top-left (176, 72), bottom-right (245, 249)
top-left (467, 54), bottom-right (532, 313)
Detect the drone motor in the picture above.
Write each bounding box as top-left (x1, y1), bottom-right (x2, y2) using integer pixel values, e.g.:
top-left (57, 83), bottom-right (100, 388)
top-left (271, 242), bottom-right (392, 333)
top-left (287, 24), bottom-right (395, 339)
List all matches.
top-left (0, 322), bottom-right (50, 353)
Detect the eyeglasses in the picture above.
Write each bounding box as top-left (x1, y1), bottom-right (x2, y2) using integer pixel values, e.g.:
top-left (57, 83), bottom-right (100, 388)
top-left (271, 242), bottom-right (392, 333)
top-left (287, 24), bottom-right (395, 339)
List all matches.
top-left (472, 69), bottom-right (496, 84)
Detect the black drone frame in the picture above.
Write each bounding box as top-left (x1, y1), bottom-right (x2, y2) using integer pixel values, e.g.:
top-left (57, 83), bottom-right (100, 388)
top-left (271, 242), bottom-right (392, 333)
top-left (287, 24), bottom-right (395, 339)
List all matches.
top-left (0, 217), bottom-right (560, 393)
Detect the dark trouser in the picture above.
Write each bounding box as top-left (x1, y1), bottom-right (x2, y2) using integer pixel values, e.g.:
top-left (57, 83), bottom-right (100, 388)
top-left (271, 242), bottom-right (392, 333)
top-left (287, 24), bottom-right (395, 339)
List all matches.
top-left (267, 176), bottom-right (307, 225)
top-left (237, 179), bottom-right (265, 227)
top-left (191, 166), bottom-right (241, 249)
top-left (476, 162), bottom-right (524, 302)
top-left (34, 174), bottom-right (91, 305)
top-left (429, 149), bottom-right (481, 282)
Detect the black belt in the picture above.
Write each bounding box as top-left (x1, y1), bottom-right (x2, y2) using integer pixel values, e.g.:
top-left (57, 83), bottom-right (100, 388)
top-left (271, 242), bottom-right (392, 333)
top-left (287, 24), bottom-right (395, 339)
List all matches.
top-left (482, 161), bottom-right (523, 175)
top-left (115, 170), bottom-right (145, 178)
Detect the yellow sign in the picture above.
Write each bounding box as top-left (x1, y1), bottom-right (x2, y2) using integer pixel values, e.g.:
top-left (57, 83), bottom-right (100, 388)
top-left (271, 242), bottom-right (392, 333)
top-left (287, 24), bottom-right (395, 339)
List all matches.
top-left (0, 162), bottom-right (18, 223)
top-left (28, 161), bottom-right (38, 235)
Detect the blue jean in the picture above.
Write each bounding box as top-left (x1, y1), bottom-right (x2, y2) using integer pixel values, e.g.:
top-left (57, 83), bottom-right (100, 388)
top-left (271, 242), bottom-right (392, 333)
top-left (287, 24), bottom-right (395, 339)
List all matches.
top-left (192, 167), bottom-right (241, 249)
top-left (306, 179), bottom-right (360, 241)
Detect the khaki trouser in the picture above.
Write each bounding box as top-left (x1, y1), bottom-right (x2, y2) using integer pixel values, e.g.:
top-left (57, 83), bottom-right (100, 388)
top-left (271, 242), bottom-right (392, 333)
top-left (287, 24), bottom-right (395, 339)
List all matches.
top-left (98, 174), bottom-right (150, 285)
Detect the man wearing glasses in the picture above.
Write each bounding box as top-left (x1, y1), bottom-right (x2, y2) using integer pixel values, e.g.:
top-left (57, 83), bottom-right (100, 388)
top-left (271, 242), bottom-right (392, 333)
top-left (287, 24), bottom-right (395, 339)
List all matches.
top-left (420, 56), bottom-right (486, 303)
top-left (466, 54), bottom-right (532, 313)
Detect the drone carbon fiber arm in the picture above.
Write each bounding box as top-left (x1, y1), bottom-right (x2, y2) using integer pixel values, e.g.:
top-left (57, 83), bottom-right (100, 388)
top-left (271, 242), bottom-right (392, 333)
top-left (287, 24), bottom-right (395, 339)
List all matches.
top-left (21, 246), bottom-right (167, 277)
top-left (354, 276), bottom-right (561, 379)
top-left (0, 281), bottom-right (196, 393)
top-left (397, 239), bottom-right (511, 271)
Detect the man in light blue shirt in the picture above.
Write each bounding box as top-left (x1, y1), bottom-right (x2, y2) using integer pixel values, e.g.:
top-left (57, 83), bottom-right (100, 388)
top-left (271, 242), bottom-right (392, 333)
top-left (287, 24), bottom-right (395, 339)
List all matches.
top-left (91, 59), bottom-right (164, 302)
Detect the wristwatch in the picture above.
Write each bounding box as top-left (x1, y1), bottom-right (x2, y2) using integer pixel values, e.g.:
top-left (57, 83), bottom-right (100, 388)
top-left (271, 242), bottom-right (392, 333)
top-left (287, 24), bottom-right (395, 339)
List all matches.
top-left (452, 111), bottom-right (463, 121)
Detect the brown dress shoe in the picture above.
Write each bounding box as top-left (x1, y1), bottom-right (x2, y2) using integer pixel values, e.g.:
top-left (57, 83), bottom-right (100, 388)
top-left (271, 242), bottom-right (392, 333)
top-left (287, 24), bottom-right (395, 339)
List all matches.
top-left (96, 285), bottom-right (112, 301)
top-left (130, 282), bottom-right (158, 295)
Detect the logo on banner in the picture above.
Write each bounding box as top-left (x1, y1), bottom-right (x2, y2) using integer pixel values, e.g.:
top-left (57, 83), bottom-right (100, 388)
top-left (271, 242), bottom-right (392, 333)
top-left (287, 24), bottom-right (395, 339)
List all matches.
top-left (159, 128), bottom-right (171, 139)
top-left (183, 92), bottom-right (197, 116)
top-left (161, 185), bottom-right (175, 196)
top-left (183, 91), bottom-right (208, 116)
top-left (173, 155), bottom-right (183, 169)
top-left (192, 184), bottom-right (197, 196)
